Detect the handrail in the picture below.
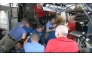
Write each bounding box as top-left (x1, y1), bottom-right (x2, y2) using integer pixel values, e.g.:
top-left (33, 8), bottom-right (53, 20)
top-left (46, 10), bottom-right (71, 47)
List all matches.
top-left (81, 4), bottom-right (92, 21)
top-left (85, 4), bottom-right (92, 12)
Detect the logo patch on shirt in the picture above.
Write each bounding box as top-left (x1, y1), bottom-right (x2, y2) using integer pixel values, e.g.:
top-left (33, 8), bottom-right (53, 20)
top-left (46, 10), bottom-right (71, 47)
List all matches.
top-left (50, 25), bottom-right (52, 27)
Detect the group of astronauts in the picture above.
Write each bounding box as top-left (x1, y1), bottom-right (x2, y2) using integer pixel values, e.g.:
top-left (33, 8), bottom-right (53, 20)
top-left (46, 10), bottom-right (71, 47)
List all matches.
top-left (0, 3), bottom-right (79, 53)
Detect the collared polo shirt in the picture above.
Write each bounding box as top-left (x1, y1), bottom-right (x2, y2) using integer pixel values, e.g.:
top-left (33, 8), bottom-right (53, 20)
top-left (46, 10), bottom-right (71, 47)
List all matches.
top-left (24, 42), bottom-right (45, 52)
top-left (45, 37), bottom-right (79, 52)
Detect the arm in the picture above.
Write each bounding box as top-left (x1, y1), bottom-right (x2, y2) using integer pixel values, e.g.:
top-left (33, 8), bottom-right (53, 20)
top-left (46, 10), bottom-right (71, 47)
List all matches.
top-left (46, 23), bottom-right (54, 32)
top-left (40, 33), bottom-right (45, 44)
top-left (26, 32), bottom-right (33, 43)
top-left (24, 36), bottom-right (30, 44)
top-left (64, 22), bottom-right (68, 27)
top-left (21, 28), bottom-right (28, 40)
top-left (21, 33), bottom-right (27, 40)
top-left (46, 28), bottom-right (54, 32)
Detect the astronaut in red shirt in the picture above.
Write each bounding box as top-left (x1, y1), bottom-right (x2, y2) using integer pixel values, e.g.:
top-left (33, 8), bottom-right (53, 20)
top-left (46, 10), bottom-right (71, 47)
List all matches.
top-left (44, 25), bottom-right (78, 52)
top-left (34, 3), bottom-right (47, 25)
top-left (67, 16), bottom-right (76, 40)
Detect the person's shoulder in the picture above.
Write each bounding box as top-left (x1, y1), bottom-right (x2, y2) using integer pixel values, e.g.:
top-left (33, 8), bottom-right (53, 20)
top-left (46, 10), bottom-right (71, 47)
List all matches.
top-left (68, 39), bottom-right (78, 45)
top-left (24, 43), bottom-right (31, 47)
top-left (46, 21), bottom-right (51, 26)
top-left (47, 21), bottom-right (51, 24)
top-left (25, 42), bottom-right (31, 45)
top-left (39, 44), bottom-right (45, 49)
top-left (69, 39), bottom-right (79, 51)
top-left (72, 41), bottom-right (78, 45)
top-left (21, 27), bottom-right (27, 33)
top-left (22, 25), bottom-right (26, 28)
top-left (17, 22), bottom-right (23, 24)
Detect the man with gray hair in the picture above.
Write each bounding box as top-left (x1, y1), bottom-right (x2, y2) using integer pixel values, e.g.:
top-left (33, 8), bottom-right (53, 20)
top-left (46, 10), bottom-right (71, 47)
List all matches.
top-left (44, 25), bottom-right (78, 52)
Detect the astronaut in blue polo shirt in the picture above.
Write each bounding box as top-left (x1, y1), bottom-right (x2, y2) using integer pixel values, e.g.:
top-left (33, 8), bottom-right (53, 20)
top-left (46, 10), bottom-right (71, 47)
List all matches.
top-left (45, 15), bottom-right (56, 44)
top-left (0, 17), bottom-right (31, 52)
top-left (27, 24), bottom-right (44, 44)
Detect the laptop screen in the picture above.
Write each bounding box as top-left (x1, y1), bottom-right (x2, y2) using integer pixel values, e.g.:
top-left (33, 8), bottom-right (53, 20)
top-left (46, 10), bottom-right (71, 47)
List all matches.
top-left (75, 22), bottom-right (88, 33)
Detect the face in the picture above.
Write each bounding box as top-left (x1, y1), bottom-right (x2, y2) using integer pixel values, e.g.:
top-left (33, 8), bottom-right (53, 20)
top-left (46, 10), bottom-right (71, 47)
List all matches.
top-left (22, 20), bottom-right (28, 25)
top-left (37, 3), bottom-right (42, 9)
top-left (15, 43), bottom-right (22, 49)
top-left (69, 16), bottom-right (75, 23)
top-left (25, 22), bottom-right (30, 28)
top-left (51, 18), bottom-right (55, 24)
top-left (37, 28), bottom-right (43, 32)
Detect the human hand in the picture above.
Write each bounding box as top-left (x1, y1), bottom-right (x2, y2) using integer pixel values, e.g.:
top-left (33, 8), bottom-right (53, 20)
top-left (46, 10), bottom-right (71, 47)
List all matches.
top-left (52, 24), bottom-right (56, 28)
top-left (64, 23), bottom-right (68, 26)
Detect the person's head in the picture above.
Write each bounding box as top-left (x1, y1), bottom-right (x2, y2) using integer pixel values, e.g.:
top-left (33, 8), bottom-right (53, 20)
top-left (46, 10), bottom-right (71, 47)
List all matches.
top-left (69, 16), bottom-right (75, 23)
top-left (22, 11), bottom-right (34, 25)
top-left (31, 33), bottom-right (40, 42)
top-left (55, 15), bottom-right (65, 26)
top-left (49, 14), bottom-right (56, 24)
top-left (37, 3), bottom-right (42, 9)
top-left (55, 25), bottom-right (68, 38)
top-left (21, 19), bottom-right (28, 25)
top-left (25, 20), bottom-right (33, 28)
top-left (36, 24), bottom-right (43, 32)
top-left (15, 41), bottom-right (23, 49)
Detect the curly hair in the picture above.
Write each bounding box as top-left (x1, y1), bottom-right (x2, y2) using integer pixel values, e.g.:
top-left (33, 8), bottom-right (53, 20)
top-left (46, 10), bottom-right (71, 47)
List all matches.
top-left (55, 15), bottom-right (65, 26)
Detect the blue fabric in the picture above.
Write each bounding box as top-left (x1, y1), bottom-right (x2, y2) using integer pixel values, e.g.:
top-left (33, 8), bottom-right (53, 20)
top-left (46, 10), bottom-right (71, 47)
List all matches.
top-left (22, 26), bottom-right (33, 36)
top-left (9, 22), bottom-right (27, 41)
top-left (45, 21), bottom-right (56, 44)
top-left (45, 31), bottom-right (56, 45)
top-left (24, 42), bottom-right (45, 52)
top-left (47, 31), bottom-right (55, 40)
top-left (10, 47), bottom-right (24, 53)
top-left (27, 29), bottom-right (44, 44)
top-left (46, 21), bottom-right (53, 29)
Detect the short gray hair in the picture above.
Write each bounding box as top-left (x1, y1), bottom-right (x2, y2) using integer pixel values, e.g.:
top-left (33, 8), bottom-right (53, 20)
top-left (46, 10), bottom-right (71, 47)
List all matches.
top-left (55, 25), bottom-right (68, 36)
